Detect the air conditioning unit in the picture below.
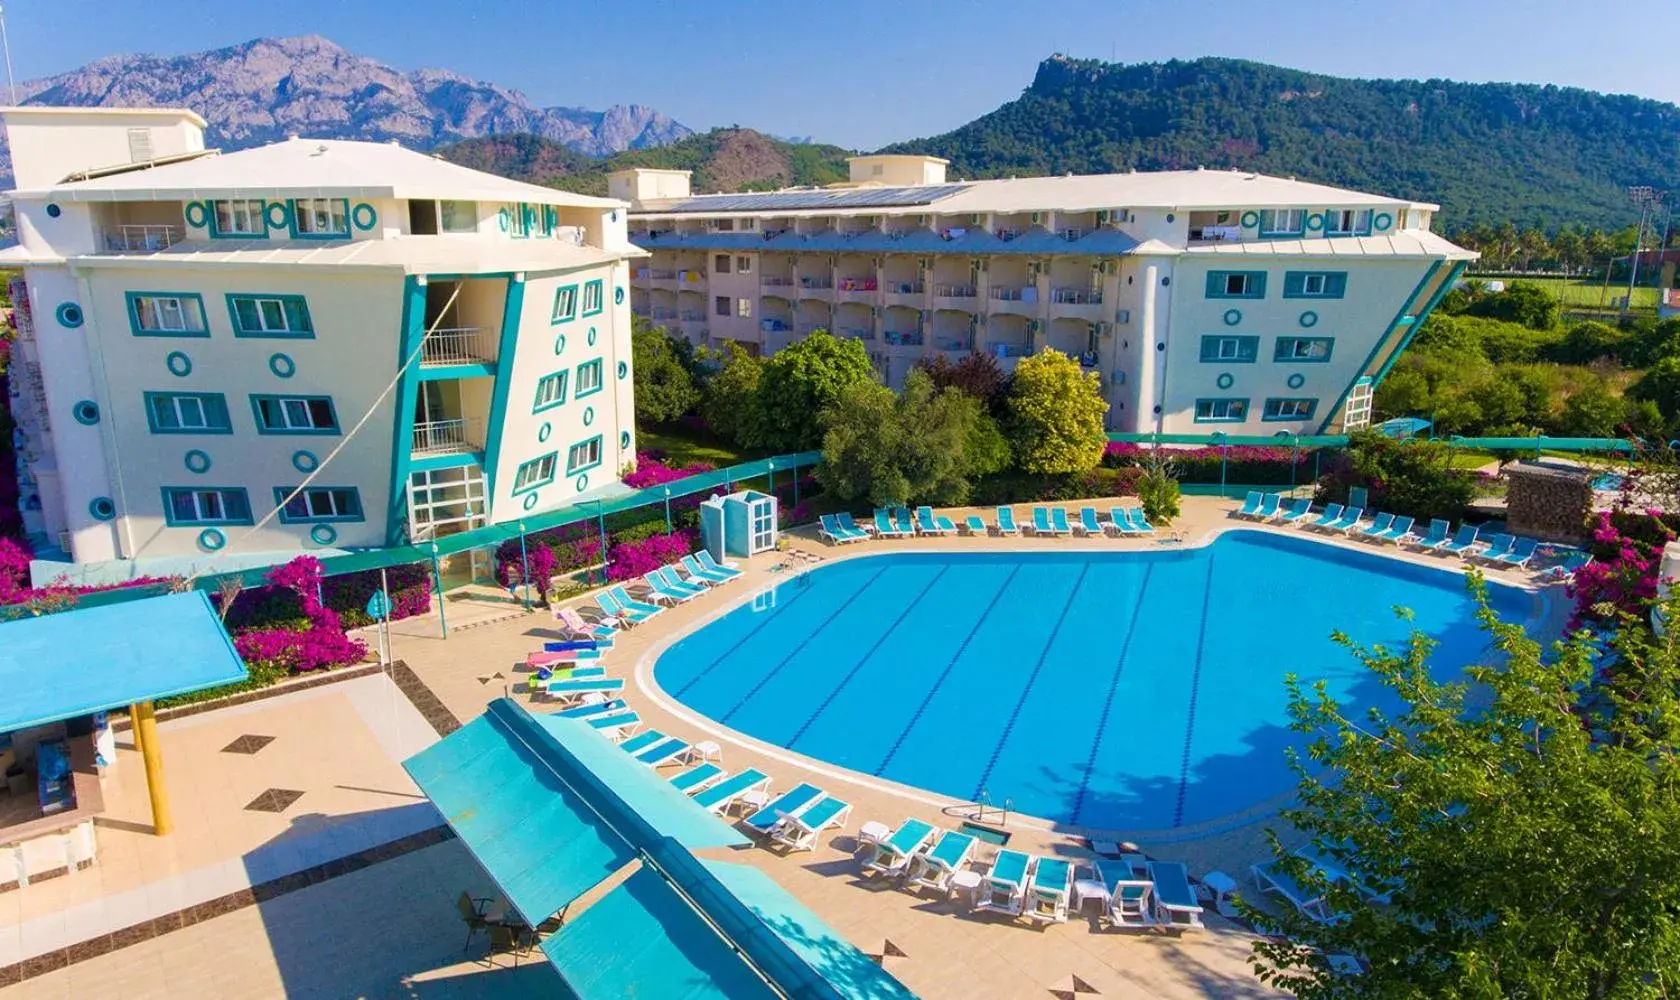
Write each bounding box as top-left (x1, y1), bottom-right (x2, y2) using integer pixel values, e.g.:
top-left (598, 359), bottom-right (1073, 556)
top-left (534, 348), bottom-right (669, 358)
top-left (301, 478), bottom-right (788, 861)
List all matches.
top-left (1116, 309), bottom-right (1132, 324)
top-left (1028, 319), bottom-right (1041, 333)
top-left (1096, 322), bottom-right (1113, 338)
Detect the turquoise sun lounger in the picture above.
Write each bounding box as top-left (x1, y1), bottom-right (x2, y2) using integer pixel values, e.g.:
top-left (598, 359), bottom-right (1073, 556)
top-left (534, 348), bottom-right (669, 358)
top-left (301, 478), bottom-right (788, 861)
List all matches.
top-left (978, 849), bottom-right (1034, 915)
top-left (820, 513), bottom-right (868, 544)
top-left (1477, 533), bottom-right (1515, 562)
top-left (657, 565), bottom-right (708, 598)
top-left (633, 736), bottom-right (690, 767)
top-left (836, 512), bottom-right (873, 537)
top-left (696, 550), bottom-right (742, 578)
top-left (995, 506), bottom-right (1020, 535)
top-left (1278, 497), bottom-right (1312, 524)
top-left (907, 830), bottom-right (978, 893)
top-left (915, 506), bottom-right (956, 535)
top-left (669, 763), bottom-right (725, 795)
top-left (619, 731), bottom-right (667, 755)
top-left (740, 782), bottom-right (824, 837)
top-left (862, 817), bottom-right (936, 877)
top-left (1236, 491), bottom-right (1263, 518)
top-left (1305, 503), bottom-right (1343, 530)
top-left (1413, 518), bottom-right (1451, 550)
top-left (1497, 537), bottom-right (1539, 567)
top-left (693, 769), bottom-right (772, 814)
top-left (606, 585), bottom-right (664, 622)
top-left (546, 677), bottom-right (624, 699)
top-left (1031, 506), bottom-right (1055, 535)
top-left (1107, 507), bottom-right (1140, 535)
top-left (1441, 523), bottom-right (1479, 555)
top-left (1376, 515), bottom-right (1415, 544)
top-left (1077, 507), bottom-right (1107, 536)
top-left (963, 515), bottom-right (987, 535)
top-left (771, 795), bottom-right (852, 851)
top-left (1125, 507), bottom-right (1154, 532)
top-left (587, 710), bottom-right (640, 736)
top-left (553, 698), bottom-right (625, 720)
top-left (1325, 506), bottom-right (1362, 533)
top-left (873, 508), bottom-right (905, 537)
top-left (1051, 507), bottom-right (1073, 535)
top-left (894, 507), bottom-right (916, 535)
top-left (1027, 857), bottom-right (1075, 923)
top-left (681, 553), bottom-right (734, 584)
top-left (1357, 512), bottom-right (1395, 539)
top-left (1148, 861), bottom-right (1205, 929)
top-left (1255, 493), bottom-right (1282, 520)
top-left (644, 571), bottom-right (700, 604)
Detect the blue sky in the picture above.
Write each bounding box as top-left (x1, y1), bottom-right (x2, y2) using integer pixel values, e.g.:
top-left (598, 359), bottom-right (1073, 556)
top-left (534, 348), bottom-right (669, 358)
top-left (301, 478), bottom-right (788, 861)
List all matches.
top-left (12, 0), bottom-right (1680, 150)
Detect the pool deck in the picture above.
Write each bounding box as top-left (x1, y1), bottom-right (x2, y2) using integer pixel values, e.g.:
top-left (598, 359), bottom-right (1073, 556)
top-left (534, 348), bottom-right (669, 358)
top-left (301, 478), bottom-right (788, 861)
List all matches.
top-left (1, 494), bottom-right (1568, 999)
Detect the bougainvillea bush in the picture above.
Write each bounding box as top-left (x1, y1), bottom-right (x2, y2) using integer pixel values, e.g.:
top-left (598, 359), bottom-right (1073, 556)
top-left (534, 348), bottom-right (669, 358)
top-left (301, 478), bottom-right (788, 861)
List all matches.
top-left (1570, 509), bottom-right (1678, 629)
top-left (0, 535), bottom-right (176, 619)
top-left (229, 556), bottom-right (365, 674)
top-left (605, 530), bottom-right (698, 582)
top-left (1103, 441), bottom-right (1325, 486)
top-left (623, 451), bottom-right (716, 489)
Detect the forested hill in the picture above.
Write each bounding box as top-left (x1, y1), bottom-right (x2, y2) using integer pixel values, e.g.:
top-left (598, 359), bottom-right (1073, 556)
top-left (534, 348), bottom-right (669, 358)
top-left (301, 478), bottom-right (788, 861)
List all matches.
top-left (884, 55), bottom-right (1680, 231)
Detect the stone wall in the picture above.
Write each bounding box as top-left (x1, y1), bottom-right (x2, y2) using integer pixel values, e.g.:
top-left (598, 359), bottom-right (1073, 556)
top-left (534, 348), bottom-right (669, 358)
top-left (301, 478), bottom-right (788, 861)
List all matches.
top-left (1504, 462), bottom-right (1593, 543)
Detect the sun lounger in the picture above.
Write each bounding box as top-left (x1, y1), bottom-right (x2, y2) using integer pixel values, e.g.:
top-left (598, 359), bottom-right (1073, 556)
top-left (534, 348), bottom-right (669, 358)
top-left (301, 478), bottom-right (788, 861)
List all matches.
top-left (1026, 857), bottom-right (1075, 924)
top-left (643, 570), bottom-right (701, 604)
top-left (1235, 491), bottom-right (1264, 519)
top-left (669, 763), bottom-right (725, 795)
top-left (894, 507), bottom-right (916, 535)
top-left (1125, 507), bottom-right (1155, 533)
top-left (668, 562), bottom-right (717, 589)
top-left (1496, 537), bottom-right (1539, 568)
top-left (555, 606), bottom-right (619, 644)
top-left (995, 506), bottom-right (1021, 535)
top-left (915, 506), bottom-right (957, 535)
top-left (1355, 512), bottom-right (1394, 539)
top-left (536, 638), bottom-right (599, 653)
top-left (1305, 503), bottom-right (1343, 531)
top-left (873, 508), bottom-right (906, 537)
top-left (1250, 859), bottom-right (1335, 922)
top-left (696, 550), bottom-right (742, 578)
top-left (545, 677), bottom-right (624, 703)
top-left (837, 511), bottom-right (874, 536)
top-left (1277, 497), bottom-right (1312, 524)
top-left (1412, 518), bottom-right (1451, 551)
top-left (606, 585), bottom-right (664, 622)
top-left (1255, 493), bottom-right (1282, 520)
top-left (977, 850), bottom-right (1035, 916)
top-left (905, 830), bottom-right (977, 894)
top-left (1148, 861), bottom-right (1204, 930)
top-left (681, 554), bottom-right (734, 585)
top-left (739, 782), bottom-right (825, 837)
top-left (1475, 533), bottom-right (1515, 563)
top-left (553, 696), bottom-right (624, 720)
top-left (692, 769), bottom-right (772, 815)
top-left (587, 710), bottom-right (641, 738)
top-left (963, 515), bottom-right (987, 535)
top-left (1051, 507), bottom-right (1073, 535)
top-left (1441, 523), bottom-right (1480, 556)
top-left (861, 818), bottom-right (937, 878)
top-left (1097, 859), bottom-right (1155, 928)
top-left (1103, 507), bottom-right (1139, 535)
top-left (819, 513), bottom-right (868, 544)
top-left (539, 664), bottom-right (605, 684)
top-left (771, 795), bottom-right (852, 852)
top-left (631, 736), bottom-right (691, 768)
top-left (1539, 550), bottom-right (1593, 582)
top-left (618, 731), bottom-right (667, 755)
top-left (1077, 507), bottom-right (1107, 536)
top-left (526, 648), bottom-right (601, 672)
top-left (1324, 506), bottom-right (1363, 533)
top-left (1376, 514), bottom-right (1415, 544)
top-left (658, 565), bottom-right (710, 598)
top-left (1031, 506), bottom-right (1056, 535)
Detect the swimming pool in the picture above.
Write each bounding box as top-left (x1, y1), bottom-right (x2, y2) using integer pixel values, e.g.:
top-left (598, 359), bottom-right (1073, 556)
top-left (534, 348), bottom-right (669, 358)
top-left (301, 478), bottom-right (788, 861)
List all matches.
top-left (652, 531), bottom-right (1533, 833)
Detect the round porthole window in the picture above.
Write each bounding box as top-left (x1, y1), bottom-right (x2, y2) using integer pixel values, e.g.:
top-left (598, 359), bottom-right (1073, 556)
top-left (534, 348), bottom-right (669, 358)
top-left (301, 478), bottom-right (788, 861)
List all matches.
top-left (1287, 373), bottom-right (1306, 389)
top-left (1240, 211), bottom-right (1259, 228)
top-left (620, 431), bottom-right (630, 449)
top-left (522, 491), bottom-right (539, 511)
top-left (1216, 372), bottom-right (1235, 390)
top-left (575, 474), bottom-right (589, 492)
top-left (292, 450), bottom-right (318, 473)
top-left (1153, 405), bottom-right (1162, 415)
top-left (617, 361), bottom-right (628, 379)
top-left (614, 286), bottom-right (625, 305)
top-left (55, 303), bottom-right (84, 328)
top-left (1299, 311), bottom-right (1319, 328)
top-left (46, 203), bottom-right (62, 218)
top-left (1374, 212), bottom-right (1394, 232)
top-left (587, 326), bottom-right (598, 347)
top-left (183, 202), bottom-right (209, 228)
top-left (73, 400), bottom-right (100, 425)
top-left (197, 528), bottom-right (227, 552)
top-left (1222, 309), bottom-right (1241, 327)
top-left (166, 351), bottom-right (193, 377)
top-left (538, 422), bottom-right (552, 443)
top-left (1156, 342), bottom-right (1165, 352)
top-left (269, 353), bottom-right (296, 378)
top-left (1306, 213), bottom-right (1325, 232)
top-left (351, 203), bottom-right (378, 230)
top-left (553, 333), bottom-right (567, 355)
top-left (88, 497), bottom-right (116, 521)
top-left (310, 524), bottom-right (338, 546)
top-left (1165, 213), bottom-right (1175, 223)
top-left (184, 449), bottom-right (212, 474)
top-left (583, 406), bottom-right (595, 427)
top-left (1161, 276), bottom-right (1171, 286)
top-left (265, 202), bottom-right (291, 230)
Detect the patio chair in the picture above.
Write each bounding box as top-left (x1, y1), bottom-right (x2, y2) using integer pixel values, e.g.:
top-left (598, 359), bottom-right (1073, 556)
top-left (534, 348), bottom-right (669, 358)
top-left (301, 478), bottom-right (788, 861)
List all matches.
top-left (976, 850), bottom-right (1035, 917)
top-left (771, 796), bottom-right (852, 852)
top-left (1026, 857), bottom-right (1075, 924)
top-left (1355, 512), bottom-right (1395, 540)
top-left (1234, 491), bottom-right (1264, 519)
top-left (1148, 861), bottom-right (1205, 930)
top-left (819, 514), bottom-right (868, 544)
top-left (995, 506), bottom-right (1021, 535)
top-left (692, 769), bottom-right (772, 815)
top-left (1376, 515), bottom-right (1415, 545)
top-left (1097, 859), bottom-right (1155, 929)
top-left (1324, 506), bottom-right (1363, 533)
top-left (1440, 523), bottom-right (1480, 556)
top-left (1051, 507), bottom-right (1074, 535)
top-left (456, 891), bottom-right (504, 952)
top-left (739, 782), bottom-right (825, 838)
top-left (1304, 503), bottom-right (1343, 531)
top-left (1277, 498), bottom-right (1313, 524)
top-left (681, 553), bottom-right (735, 585)
top-left (1076, 507), bottom-right (1108, 537)
top-left (1412, 518), bottom-right (1451, 551)
top-left (669, 763), bottom-right (726, 795)
top-left (696, 550), bottom-right (743, 578)
top-left (860, 818), bottom-right (937, 879)
top-left (963, 515), bottom-right (988, 535)
top-left (905, 830), bottom-right (977, 895)
top-left (915, 506), bottom-right (957, 536)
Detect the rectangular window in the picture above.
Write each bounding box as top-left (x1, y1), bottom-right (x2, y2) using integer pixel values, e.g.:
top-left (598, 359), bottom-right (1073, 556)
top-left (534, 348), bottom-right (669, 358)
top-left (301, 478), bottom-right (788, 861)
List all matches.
top-left (439, 200), bottom-right (477, 233)
top-left (210, 199), bottom-right (266, 237)
top-left (1204, 271), bottom-right (1267, 299)
top-left (508, 203), bottom-right (531, 238)
top-left (533, 369), bottom-right (569, 412)
top-left (575, 359), bottom-right (603, 398)
top-left (1274, 336), bottom-right (1335, 363)
top-left (715, 295), bottom-right (730, 317)
top-left (736, 297), bottom-right (752, 318)
top-left (1263, 397), bottom-right (1319, 421)
top-left (552, 285), bottom-right (578, 323)
top-left (161, 487), bottom-right (252, 526)
top-left (292, 198), bottom-right (349, 237)
top-left (713, 254), bottom-right (732, 274)
top-left (251, 394), bottom-right (339, 434)
top-left (274, 486), bottom-right (364, 523)
top-left (1324, 209), bottom-right (1373, 236)
top-left (1258, 209), bottom-right (1305, 235)
top-left (144, 391), bottom-right (232, 434)
top-left (227, 294), bottom-right (314, 337)
top-left (1198, 335), bottom-right (1259, 363)
top-left (127, 292), bottom-right (208, 336)
top-left (1193, 398), bottom-right (1249, 423)
top-left (567, 435), bottom-right (603, 475)
top-left (512, 453), bottom-right (557, 494)
top-left (735, 256), bottom-right (753, 274)
top-left (1283, 271), bottom-right (1348, 299)
top-left (581, 279), bottom-right (603, 316)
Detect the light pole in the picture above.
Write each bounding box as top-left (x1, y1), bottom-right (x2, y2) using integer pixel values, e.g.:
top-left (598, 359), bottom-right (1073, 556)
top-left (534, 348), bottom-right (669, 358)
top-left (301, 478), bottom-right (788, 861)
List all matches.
top-left (1625, 187), bottom-right (1661, 317)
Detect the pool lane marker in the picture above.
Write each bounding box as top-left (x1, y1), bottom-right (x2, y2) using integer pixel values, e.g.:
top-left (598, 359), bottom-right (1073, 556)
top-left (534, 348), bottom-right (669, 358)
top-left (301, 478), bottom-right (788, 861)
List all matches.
top-left (872, 565), bottom-right (1023, 777)
top-left (1069, 563), bottom-right (1154, 826)
top-left (971, 563), bottom-right (1093, 801)
top-left (1171, 554), bottom-right (1219, 828)
top-left (715, 565), bottom-right (892, 723)
top-left (784, 566), bottom-right (951, 749)
top-left (670, 570), bottom-right (824, 698)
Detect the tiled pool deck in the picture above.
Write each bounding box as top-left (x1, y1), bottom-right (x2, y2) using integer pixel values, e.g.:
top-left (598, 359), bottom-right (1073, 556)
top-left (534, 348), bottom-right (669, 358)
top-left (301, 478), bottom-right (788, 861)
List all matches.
top-left (0, 495), bottom-right (1567, 999)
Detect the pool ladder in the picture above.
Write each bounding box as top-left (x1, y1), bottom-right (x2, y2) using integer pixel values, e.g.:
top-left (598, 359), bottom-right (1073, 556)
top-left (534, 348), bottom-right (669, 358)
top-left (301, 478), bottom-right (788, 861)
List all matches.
top-left (971, 788), bottom-right (1011, 827)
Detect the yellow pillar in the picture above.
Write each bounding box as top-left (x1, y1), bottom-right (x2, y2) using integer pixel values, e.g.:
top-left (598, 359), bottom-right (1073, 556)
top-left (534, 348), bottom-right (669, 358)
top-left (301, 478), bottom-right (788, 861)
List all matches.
top-left (133, 701), bottom-right (172, 836)
top-left (128, 703), bottom-right (145, 759)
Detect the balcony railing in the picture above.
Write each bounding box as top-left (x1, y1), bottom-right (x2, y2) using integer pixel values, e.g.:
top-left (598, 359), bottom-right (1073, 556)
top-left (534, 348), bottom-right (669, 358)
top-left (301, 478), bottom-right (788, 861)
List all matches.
top-left (419, 327), bottom-right (497, 367)
top-left (761, 275), bottom-right (795, 287)
top-left (796, 323), bottom-right (826, 335)
top-left (797, 276), bottom-right (833, 289)
top-left (837, 277), bottom-right (878, 292)
top-left (1052, 287), bottom-right (1103, 305)
top-left (553, 226), bottom-right (586, 246)
top-left (885, 281), bottom-right (925, 296)
top-left (630, 268), bottom-right (649, 280)
top-left (986, 341), bottom-right (1033, 359)
top-left (412, 418), bottom-right (481, 457)
top-left (1189, 225), bottom-right (1243, 244)
top-left (651, 308), bottom-right (679, 320)
top-left (990, 286), bottom-right (1034, 302)
top-left (103, 225), bottom-right (181, 252)
top-left (837, 326), bottom-right (876, 340)
top-left (933, 336), bottom-right (973, 352)
top-left (884, 330), bottom-right (924, 347)
top-left (680, 310), bottom-right (706, 322)
top-left (760, 319), bottom-right (793, 333)
top-left (647, 269), bottom-right (677, 280)
top-left (934, 284), bottom-right (977, 299)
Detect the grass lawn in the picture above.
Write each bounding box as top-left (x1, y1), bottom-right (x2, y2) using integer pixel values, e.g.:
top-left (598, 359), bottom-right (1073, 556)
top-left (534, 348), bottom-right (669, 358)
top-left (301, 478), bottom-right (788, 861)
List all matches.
top-left (1493, 276), bottom-right (1661, 313)
top-left (638, 425), bottom-right (752, 467)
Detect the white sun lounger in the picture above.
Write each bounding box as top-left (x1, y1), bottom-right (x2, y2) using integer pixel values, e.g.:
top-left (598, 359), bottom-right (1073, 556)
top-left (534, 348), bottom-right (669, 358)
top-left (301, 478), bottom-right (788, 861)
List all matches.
top-left (977, 849), bottom-right (1035, 917)
top-left (1026, 857), bottom-right (1074, 924)
top-left (739, 783), bottom-right (824, 838)
top-left (861, 817), bottom-right (936, 878)
top-left (906, 830), bottom-right (978, 895)
top-left (771, 795), bottom-right (852, 852)
top-left (692, 769), bottom-right (772, 815)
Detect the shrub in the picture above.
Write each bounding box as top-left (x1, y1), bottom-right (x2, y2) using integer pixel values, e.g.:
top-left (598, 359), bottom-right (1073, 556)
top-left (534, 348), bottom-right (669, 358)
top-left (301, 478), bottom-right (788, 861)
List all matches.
top-left (1004, 350), bottom-right (1107, 475)
top-left (1316, 431), bottom-right (1477, 523)
top-left (1570, 510), bottom-right (1676, 629)
top-left (1103, 441), bottom-right (1322, 486)
top-left (606, 530), bottom-right (698, 582)
top-left (623, 451), bottom-right (715, 489)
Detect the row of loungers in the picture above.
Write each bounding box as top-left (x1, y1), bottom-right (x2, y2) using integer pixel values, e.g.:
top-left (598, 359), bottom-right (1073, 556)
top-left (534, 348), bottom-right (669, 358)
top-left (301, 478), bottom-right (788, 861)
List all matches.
top-left (1235, 491), bottom-right (1592, 578)
top-left (856, 818), bottom-right (1205, 931)
top-left (820, 505), bottom-right (1157, 544)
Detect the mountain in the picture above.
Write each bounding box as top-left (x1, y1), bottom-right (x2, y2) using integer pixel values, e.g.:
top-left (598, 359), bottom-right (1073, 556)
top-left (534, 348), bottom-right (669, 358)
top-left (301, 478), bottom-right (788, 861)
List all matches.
top-left (884, 55), bottom-right (1680, 231)
top-left (8, 35), bottom-right (690, 171)
top-left (440, 127), bottom-right (854, 197)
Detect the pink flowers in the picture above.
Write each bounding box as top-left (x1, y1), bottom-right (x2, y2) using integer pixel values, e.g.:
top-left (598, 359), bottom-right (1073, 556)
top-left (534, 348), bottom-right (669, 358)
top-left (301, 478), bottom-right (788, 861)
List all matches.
top-left (234, 556), bottom-right (366, 673)
top-left (1569, 511), bottom-right (1674, 629)
top-left (623, 452), bottom-right (717, 489)
top-left (606, 530), bottom-right (698, 582)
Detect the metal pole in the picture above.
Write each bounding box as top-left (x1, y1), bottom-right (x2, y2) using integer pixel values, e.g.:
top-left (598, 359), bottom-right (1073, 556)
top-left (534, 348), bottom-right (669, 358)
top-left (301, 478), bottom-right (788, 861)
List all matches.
top-left (430, 548), bottom-right (448, 638)
top-left (518, 528), bottom-right (530, 611)
top-left (1625, 202), bottom-right (1651, 317)
top-left (595, 502), bottom-right (608, 585)
top-left (664, 489), bottom-right (672, 533)
top-left (793, 465), bottom-right (801, 505)
top-left (1219, 437), bottom-right (1228, 498)
top-left (379, 566), bottom-right (391, 666)
top-left (0, 5), bottom-right (18, 106)
top-left (1291, 436), bottom-right (1300, 490)
top-left (134, 701), bottom-right (172, 836)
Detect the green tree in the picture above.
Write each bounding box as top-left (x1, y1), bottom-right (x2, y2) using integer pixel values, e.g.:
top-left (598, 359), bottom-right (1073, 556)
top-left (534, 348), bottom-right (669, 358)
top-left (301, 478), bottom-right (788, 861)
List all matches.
top-left (1465, 281), bottom-right (1559, 331)
top-left (1552, 227), bottom-right (1586, 273)
top-left (1373, 370), bottom-right (1432, 420)
top-left (1515, 227), bottom-right (1550, 270)
top-left (1545, 320), bottom-right (1625, 365)
top-left (701, 343), bottom-right (765, 448)
top-left (1248, 587), bottom-right (1680, 999)
top-left (1630, 356), bottom-right (1680, 426)
top-left (1320, 431), bottom-right (1476, 520)
top-left (914, 352), bottom-right (1011, 411)
top-left (1622, 318), bottom-right (1680, 369)
top-left (1586, 229), bottom-right (1617, 268)
top-left (630, 319), bottom-right (701, 425)
top-left (1558, 380), bottom-right (1631, 437)
top-left (815, 369), bottom-right (993, 505)
top-left (1003, 350), bottom-right (1108, 474)
top-left (752, 330), bottom-right (878, 452)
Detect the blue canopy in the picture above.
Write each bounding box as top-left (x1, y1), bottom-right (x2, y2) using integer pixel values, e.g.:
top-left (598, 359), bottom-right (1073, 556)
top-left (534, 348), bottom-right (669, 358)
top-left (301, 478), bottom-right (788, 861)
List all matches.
top-left (0, 590), bottom-right (247, 732)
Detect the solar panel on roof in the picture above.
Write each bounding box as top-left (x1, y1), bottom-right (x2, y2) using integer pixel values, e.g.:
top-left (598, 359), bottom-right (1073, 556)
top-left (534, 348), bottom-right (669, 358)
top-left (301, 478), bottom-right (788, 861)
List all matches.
top-left (660, 184), bottom-right (970, 214)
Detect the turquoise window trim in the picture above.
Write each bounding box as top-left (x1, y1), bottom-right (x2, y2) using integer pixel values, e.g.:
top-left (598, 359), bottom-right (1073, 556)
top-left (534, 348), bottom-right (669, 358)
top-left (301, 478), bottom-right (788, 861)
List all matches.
top-left (511, 451), bottom-right (558, 495)
top-left (574, 359), bottom-right (604, 398)
top-left (1258, 209), bottom-right (1306, 237)
top-left (479, 275), bottom-right (527, 504)
top-left (88, 497), bottom-right (116, 521)
top-left (310, 524), bottom-right (338, 546)
top-left (533, 368), bottom-right (569, 413)
top-left (1374, 260), bottom-right (1464, 383)
top-left (1281, 271), bottom-right (1348, 299)
top-left (55, 302), bottom-right (83, 328)
top-left (160, 486), bottom-right (254, 527)
top-left (249, 394), bottom-right (341, 435)
top-left (385, 275), bottom-right (429, 544)
top-left (226, 293), bottom-right (316, 338)
top-left (1374, 212), bottom-right (1394, 232)
top-left (287, 197), bottom-right (351, 240)
top-left (1192, 398), bottom-right (1249, 424)
top-left (125, 291), bottom-right (210, 337)
top-left (271, 486), bottom-right (366, 524)
top-left (410, 451), bottom-right (485, 474)
top-left (581, 279), bottom-right (604, 317)
top-left (207, 198), bottom-right (269, 239)
top-left (183, 202), bottom-right (208, 228)
top-left (72, 400), bottom-right (100, 425)
top-left (1273, 336), bottom-right (1335, 364)
top-left (1198, 335), bottom-right (1258, 364)
top-left (351, 203), bottom-right (378, 231)
top-left (198, 529), bottom-right (226, 551)
top-left (143, 391), bottom-right (234, 434)
top-left (1204, 271), bottom-right (1267, 300)
top-left (566, 434), bottom-right (604, 476)
top-left (184, 449), bottom-right (212, 474)
top-left (1262, 397), bottom-right (1318, 422)
top-left (1287, 373), bottom-right (1307, 389)
top-left (1322, 209), bottom-right (1374, 238)
top-left (165, 351), bottom-right (193, 377)
top-left (551, 283), bottom-right (579, 324)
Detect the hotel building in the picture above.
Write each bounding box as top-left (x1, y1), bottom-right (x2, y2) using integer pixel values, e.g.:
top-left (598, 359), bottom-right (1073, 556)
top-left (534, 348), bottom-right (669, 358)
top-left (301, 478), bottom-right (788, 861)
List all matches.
top-left (2, 107), bottom-right (641, 579)
top-left (618, 155), bottom-right (1473, 436)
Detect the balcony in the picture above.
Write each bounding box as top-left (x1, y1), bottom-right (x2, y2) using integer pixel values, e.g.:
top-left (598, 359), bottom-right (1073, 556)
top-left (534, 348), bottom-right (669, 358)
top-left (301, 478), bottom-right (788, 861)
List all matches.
top-left (647, 268), bottom-right (678, 288)
top-left (988, 285), bottom-right (1039, 316)
top-left (1051, 287), bottom-right (1106, 320)
top-left (651, 307), bottom-right (679, 321)
top-left (836, 325), bottom-right (876, 341)
top-left (933, 284), bottom-right (978, 310)
top-left (883, 281), bottom-right (924, 308)
top-left (1188, 224), bottom-right (1243, 245)
top-left (680, 309), bottom-right (706, 323)
top-left (835, 276), bottom-right (878, 304)
top-left (678, 270), bottom-right (706, 289)
top-left (102, 225), bottom-right (181, 253)
top-left (412, 418), bottom-right (482, 458)
top-left (884, 329), bottom-right (924, 348)
top-left (419, 327), bottom-right (497, 368)
top-left (630, 267), bottom-right (650, 281)
top-left (796, 276), bottom-right (833, 301)
top-left (932, 334), bottom-right (973, 355)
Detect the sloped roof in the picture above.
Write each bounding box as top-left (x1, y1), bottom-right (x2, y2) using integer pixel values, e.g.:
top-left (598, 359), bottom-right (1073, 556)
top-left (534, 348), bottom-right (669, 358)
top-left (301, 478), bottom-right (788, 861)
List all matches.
top-left (68, 234), bottom-right (637, 275)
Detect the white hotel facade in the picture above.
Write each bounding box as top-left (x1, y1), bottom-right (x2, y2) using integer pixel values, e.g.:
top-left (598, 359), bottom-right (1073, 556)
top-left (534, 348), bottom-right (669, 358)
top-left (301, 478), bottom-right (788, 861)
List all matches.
top-left (619, 155), bottom-right (1473, 436)
top-left (3, 107), bottom-right (640, 577)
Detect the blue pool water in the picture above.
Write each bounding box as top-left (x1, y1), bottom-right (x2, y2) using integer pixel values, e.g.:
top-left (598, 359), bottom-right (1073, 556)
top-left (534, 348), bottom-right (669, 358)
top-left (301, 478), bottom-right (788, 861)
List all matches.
top-left (654, 531), bottom-right (1532, 832)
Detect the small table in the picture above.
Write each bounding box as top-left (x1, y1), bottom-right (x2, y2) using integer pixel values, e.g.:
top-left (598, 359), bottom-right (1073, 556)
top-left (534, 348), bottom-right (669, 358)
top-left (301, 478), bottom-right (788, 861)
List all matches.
top-left (1073, 878), bottom-right (1110, 914)
top-left (857, 820), bottom-right (891, 848)
top-left (1202, 870), bottom-right (1238, 913)
top-left (737, 788), bottom-right (770, 813)
top-left (689, 740), bottom-right (722, 764)
top-left (950, 869), bottom-right (983, 905)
